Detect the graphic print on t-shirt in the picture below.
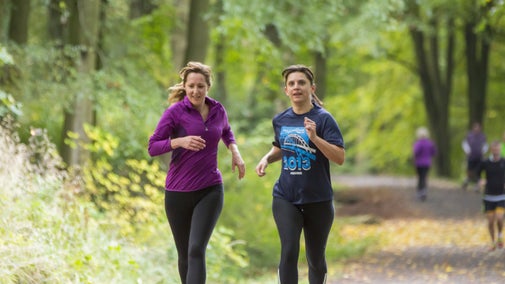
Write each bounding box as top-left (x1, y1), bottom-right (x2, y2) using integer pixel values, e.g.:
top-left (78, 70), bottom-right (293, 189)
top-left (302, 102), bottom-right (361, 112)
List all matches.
top-left (280, 126), bottom-right (317, 175)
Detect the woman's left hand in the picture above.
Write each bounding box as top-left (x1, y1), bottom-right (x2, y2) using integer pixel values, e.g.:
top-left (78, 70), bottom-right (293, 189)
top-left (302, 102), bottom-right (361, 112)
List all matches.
top-left (232, 152), bottom-right (246, 180)
top-left (304, 117), bottom-right (317, 140)
top-left (229, 144), bottom-right (245, 179)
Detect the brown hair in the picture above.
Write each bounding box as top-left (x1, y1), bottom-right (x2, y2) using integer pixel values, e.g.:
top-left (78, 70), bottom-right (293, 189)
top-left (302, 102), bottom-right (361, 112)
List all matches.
top-left (168, 62), bottom-right (212, 104)
top-left (281, 64), bottom-right (323, 106)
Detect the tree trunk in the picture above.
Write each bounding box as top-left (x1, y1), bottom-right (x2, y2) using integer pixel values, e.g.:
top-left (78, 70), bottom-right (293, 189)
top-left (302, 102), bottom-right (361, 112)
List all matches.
top-left (170, 0), bottom-right (189, 69)
top-left (60, 0), bottom-right (100, 167)
top-left (464, 22), bottom-right (490, 130)
top-left (408, 16), bottom-right (455, 177)
top-left (47, 0), bottom-right (65, 42)
top-left (8, 0), bottom-right (30, 44)
top-left (213, 0), bottom-right (227, 104)
top-left (314, 50), bottom-right (327, 100)
top-left (184, 0), bottom-right (210, 63)
top-left (0, 0), bottom-right (12, 43)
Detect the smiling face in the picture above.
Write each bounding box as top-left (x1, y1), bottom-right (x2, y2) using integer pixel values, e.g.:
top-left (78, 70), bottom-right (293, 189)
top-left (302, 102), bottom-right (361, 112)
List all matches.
top-left (284, 71), bottom-right (315, 106)
top-left (184, 72), bottom-right (209, 109)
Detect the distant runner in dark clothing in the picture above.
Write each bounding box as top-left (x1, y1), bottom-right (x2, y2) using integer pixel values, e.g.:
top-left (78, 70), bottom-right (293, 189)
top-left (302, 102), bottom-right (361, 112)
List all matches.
top-left (476, 140), bottom-right (505, 251)
top-left (462, 122), bottom-right (488, 191)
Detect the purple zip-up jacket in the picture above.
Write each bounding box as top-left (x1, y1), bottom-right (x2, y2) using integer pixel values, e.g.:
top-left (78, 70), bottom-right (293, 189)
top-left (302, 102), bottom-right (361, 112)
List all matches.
top-left (148, 96), bottom-right (236, 192)
top-left (413, 138), bottom-right (437, 167)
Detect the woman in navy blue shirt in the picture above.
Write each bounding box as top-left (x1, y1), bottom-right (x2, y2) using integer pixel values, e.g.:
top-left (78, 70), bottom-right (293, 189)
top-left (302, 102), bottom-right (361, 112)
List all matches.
top-left (256, 64), bottom-right (345, 283)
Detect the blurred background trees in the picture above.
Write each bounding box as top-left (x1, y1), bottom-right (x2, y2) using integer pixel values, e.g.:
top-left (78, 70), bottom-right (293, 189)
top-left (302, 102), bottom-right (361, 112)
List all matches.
top-left (1, 0), bottom-right (504, 282)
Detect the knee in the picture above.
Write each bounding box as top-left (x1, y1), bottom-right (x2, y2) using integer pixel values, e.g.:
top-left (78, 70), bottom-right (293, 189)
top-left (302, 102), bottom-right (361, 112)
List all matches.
top-left (188, 244), bottom-right (205, 260)
top-left (281, 244), bottom-right (300, 264)
top-left (307, 257), bottom-right (326, 271)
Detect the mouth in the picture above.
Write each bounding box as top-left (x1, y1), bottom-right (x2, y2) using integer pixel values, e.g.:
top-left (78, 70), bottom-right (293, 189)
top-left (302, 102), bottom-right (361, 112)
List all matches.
top-left (190, 94), bottom-right (204, 100)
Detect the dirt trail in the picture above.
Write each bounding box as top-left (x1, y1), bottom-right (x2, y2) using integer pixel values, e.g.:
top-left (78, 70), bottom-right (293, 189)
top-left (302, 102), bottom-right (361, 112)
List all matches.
top-left (329, 175), bottom-right (505, 284)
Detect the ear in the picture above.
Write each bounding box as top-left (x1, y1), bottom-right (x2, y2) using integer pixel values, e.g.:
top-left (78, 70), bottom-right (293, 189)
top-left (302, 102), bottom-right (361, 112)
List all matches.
top-left (311, 84), bottom-right (316, 93)
top-left (284, 86), bottom-right (289, 96)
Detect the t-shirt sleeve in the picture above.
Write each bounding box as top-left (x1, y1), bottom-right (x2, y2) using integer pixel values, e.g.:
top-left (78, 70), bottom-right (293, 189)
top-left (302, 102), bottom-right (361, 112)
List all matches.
top-left (320, 113), bottom-right (344, 148)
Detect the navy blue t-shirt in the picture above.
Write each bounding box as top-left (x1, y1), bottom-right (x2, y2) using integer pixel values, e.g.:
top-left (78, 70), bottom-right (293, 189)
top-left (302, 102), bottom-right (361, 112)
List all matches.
top-left (271, 104), bottom-right (344, 204)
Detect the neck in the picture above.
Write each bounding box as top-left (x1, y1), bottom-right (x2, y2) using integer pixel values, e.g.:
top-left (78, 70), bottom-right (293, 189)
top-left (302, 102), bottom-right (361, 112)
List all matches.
top-left (292, 101), bottom-right (313, 115)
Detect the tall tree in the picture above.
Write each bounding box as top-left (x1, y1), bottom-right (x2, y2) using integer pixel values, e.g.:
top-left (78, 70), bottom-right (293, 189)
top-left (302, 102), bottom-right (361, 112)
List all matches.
top-left (47, 0), bottom-right (65, 42)
top-left (184, 0), bottom-right (210, 63)
top-left (407, 1), bottom-right (455, 176)
top-left (213, 0), bottom-right (228, 104)
top-left (463, 0), bottom-right (494, 129)
top-left (0, 0), bottom-right (12, 43)
top-left (8, 0), bottom-right (30, 44)
top-left (60, 0), bottom-right (101, 167)
top-left (314, 50), bottom-right (327, 100)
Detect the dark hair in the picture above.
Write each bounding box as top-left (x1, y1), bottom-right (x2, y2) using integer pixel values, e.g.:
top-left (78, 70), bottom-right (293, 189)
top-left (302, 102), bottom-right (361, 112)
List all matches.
top-left (168, 62), bottom-right (212, 104)
top-left (281, 64), bottom-right (323, 106)
top-left (282, 64), bottom-right (315, 85)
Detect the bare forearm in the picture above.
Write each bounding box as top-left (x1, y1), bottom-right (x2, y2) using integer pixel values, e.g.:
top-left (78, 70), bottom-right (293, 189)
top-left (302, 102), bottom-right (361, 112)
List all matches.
top-left (262, 147), bottom-right (282, 164)
top-left (256, 146), bottom-right (281, 177)
top-left (311, 136), bottom-right (345, 165)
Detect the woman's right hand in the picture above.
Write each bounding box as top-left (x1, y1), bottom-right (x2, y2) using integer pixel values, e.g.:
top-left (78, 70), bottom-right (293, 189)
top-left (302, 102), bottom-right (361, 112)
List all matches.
top-left (255, 159), bottom-right (268, 177)
top-left (172, 136), bottom-right (206, 151)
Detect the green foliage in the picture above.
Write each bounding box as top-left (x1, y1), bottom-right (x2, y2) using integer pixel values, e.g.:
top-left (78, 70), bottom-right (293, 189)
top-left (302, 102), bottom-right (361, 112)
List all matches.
top-left (0, 46), bottom-right (22, 119)
top-left (76, 124), bottom-right (166, 236)
top-left (0, 90), bottom-right (22, 118)
top-left (324, 54), bottom-right (423, 174)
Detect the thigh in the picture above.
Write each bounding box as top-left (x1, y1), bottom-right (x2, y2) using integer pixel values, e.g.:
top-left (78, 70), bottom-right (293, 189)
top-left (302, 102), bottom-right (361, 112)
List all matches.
top-left (302, 201), bottom-right (334, 249)
top-left (190, 185), bottom-right (224, 245)
top-left (272, 197), bottom-right (303, 244)
top-left (165, 190), bottom-right (194, 251)
top-left (496, 201), bottom-right (505, 217)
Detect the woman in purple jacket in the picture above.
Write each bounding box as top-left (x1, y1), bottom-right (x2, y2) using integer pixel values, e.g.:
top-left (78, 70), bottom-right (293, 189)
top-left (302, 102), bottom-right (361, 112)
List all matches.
top-left (148, 62), bottom-right (245, 284)
top-left (413, 127), bottom-right (437, 201)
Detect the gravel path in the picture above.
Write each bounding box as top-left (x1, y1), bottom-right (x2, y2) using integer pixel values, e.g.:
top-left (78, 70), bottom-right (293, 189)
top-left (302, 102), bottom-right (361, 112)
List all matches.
top-left (328, 175), bottom-right (505, 284)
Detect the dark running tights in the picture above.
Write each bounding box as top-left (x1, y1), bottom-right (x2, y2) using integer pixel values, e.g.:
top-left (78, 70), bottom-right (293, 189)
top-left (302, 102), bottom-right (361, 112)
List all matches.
top-left (416, 166), bottom-right (429, 190)
top-left (164, 184), bottom-right (224, 284)
top-left (273, 197), bottom-right (334, 284)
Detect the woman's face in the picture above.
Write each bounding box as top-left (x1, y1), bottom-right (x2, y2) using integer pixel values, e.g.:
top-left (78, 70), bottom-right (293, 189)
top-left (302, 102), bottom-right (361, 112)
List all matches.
top-left (184, 72), bottom-right (209, 108)
top-left (284, 71), bottom-right (315, 105)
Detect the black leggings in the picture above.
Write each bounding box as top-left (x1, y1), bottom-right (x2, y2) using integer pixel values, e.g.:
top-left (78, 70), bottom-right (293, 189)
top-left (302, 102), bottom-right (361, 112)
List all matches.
top-left (272, 197), bottom-right (334, 284)
top-left (416, 166), bottom-right (429, 190)
top-left (164, 184), bottom-right (224, 284)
